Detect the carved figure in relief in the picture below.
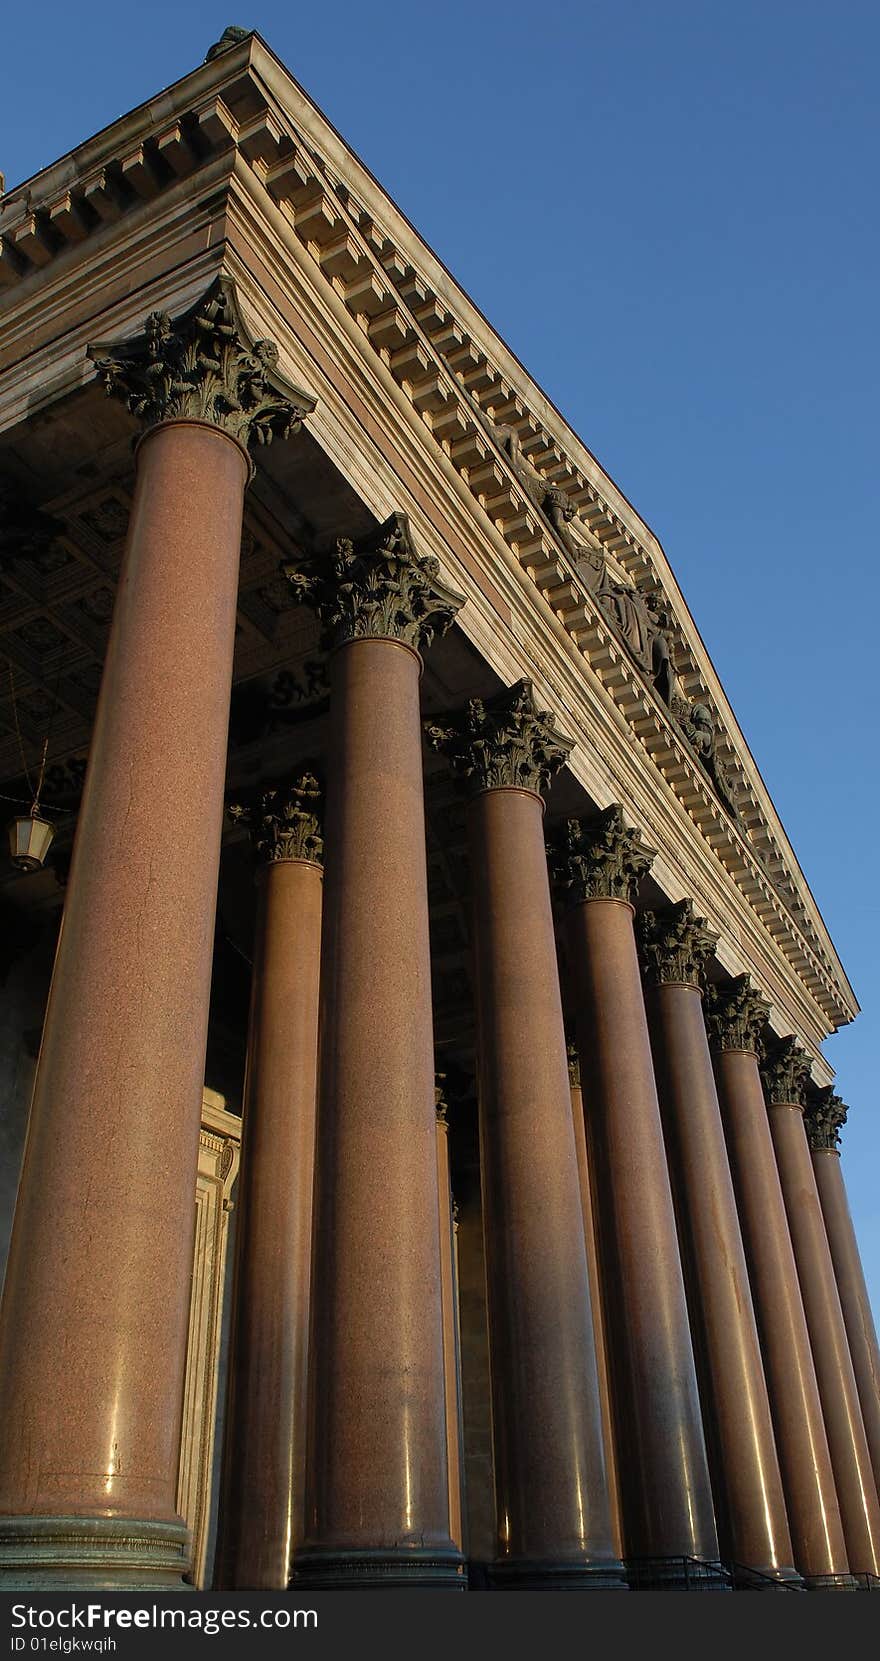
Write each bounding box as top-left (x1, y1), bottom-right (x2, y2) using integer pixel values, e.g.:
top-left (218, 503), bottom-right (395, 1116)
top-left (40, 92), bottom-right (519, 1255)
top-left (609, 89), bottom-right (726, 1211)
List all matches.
top-left (488, 414), bottom-right (742, 819)
top-left (495, 426), bottom-right (604, 581)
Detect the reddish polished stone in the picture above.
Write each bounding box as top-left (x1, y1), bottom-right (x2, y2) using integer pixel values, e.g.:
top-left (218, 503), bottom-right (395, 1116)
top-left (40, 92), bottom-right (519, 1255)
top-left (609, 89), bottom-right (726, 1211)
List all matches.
top-left (469, 787), bottom-right (623, 1586)
top-left (0, 422), bottom-right (249, 1538)
top-left (713, 1048), bottom-right (850, 1580)
top-left (215, 855), bottom-right (322, 1589)
top-left (769, 1100), bottom-right (880, 1576)
top-left (569, 1073), bottom-right (623, 1562)
top-left (567, 898), bottom-right (720, 1568)
top-left (647, 982), bottom-right (796, 1582)
top-left (300, 639), bottom-right (460, 1586)
top-left (812, 1148), bottom-right (880, 1494)
top-left (436, 1109), bottom-right (464, 1552)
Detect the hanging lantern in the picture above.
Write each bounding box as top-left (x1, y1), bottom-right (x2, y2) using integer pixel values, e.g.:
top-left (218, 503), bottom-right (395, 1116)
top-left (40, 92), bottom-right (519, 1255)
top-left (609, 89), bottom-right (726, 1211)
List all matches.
top-left (7, 813), bottom-right (55, 872)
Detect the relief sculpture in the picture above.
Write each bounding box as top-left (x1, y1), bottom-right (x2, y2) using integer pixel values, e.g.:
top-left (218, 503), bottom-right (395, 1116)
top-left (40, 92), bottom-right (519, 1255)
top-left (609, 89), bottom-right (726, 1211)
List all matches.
top-left (492, 419), bottom-right (741, 822)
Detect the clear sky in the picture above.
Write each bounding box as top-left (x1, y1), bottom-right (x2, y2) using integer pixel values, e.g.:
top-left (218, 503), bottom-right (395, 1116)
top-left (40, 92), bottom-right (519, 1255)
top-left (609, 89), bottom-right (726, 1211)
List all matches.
top-left (2, 2), bottom-right (878, 1316)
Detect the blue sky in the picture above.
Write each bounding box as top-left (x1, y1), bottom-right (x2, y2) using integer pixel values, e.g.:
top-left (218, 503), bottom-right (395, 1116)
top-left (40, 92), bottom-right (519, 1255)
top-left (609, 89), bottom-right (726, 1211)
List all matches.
top-left (3, 2), bottom-right (878, 1316)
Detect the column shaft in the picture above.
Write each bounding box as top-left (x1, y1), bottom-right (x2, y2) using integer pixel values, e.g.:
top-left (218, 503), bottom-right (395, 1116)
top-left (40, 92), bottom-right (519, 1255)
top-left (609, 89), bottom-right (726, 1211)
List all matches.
top-left (469, 788), bottom-right (623, 1586)
top-left (568, 1072), bottom-right (624, 1562)
top-left (300, 639), bottom-right (460, 1587)
top-left (712, 1049), bottom-right (850, 1581)
top-left (812, 1150), bottom-right (880, 1493)
top-left (768, 1103), bottom-right (880, 1575)
top-left (568, 899), bottom-right (720, 1574)
top-left (215, 855), bottom-right (322, 1588)
top-left (436, 1111), bottom-right (465, 1552)
top-left (0, 421), bottom-right (249, 1583)
top-left (646, 982), bottom-right (796, 1582)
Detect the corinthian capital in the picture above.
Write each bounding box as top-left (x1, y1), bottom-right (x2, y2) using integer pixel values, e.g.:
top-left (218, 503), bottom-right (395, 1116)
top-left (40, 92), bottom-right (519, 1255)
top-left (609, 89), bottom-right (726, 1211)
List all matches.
top-left (89, 278), bottom-right (315, 453)
top-left (804, 1088), bottom-right (848, 1152)
top-left (282, 512), bottom-right (464, 655)
top-left (547, 804), bottom-right (655, 906)
top-left (759, 1035), bottom-right (812, 1108)
top-left (703, 975), bottom-right (769, 1055)
top-left (228, 770), bottom-right (323, 865)
top-left (424, 679), bottom-right (574, 799)
top-left (637, 899), bottom-right (717, 988)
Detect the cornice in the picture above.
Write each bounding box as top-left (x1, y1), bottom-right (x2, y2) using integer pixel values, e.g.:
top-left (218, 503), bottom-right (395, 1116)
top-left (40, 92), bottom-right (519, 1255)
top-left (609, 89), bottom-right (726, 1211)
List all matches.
top-left (217, 161), bottom-right (850, 1039)
top-left (216, 180), bottom-right (847, 1068)
top-left (0, 38), bottom-right (856, 1048)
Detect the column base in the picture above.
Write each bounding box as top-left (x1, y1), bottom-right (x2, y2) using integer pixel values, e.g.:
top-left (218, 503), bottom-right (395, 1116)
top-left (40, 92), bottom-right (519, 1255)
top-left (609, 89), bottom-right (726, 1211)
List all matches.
top-left (803, 1573), bottom-right (861, 1591)
top-left (730, 1563), bottom-right (805, 1590)
top-left (0, 1516), bottom-right (191, 1589)
top-left (626, 1557), bottom-right (732, 1591)
top-left (490, 1556), bottom-right (628, 1590)
top-left (293, 1546), bottom-right (466, 1590)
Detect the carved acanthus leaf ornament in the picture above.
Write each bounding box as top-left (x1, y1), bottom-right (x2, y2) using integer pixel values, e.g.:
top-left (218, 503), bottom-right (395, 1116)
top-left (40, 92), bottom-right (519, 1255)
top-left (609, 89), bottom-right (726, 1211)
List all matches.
top-left (637, 899), bottom-right (718, 988)
top-left (703, 975), bottom-right (769, 1055)
top-left (89, 278), bottom-right (315, 452)
top-left (548, 804), bottom-right (655, 906)
top-left (804, 1089), bottom-right (848, 1153)
top-left (759, 1035), bottom-right (812, 1108)
top-left (228, 771), bottom-right (323, 866)
top-left (425, 678), bottom-right (573, 799)
top-left (282, 511), bottom-right (464, 654)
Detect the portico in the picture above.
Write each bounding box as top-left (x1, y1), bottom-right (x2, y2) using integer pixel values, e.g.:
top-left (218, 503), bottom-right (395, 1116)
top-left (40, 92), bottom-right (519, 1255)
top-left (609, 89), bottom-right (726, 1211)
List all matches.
top-left (0, 27), bottom-right (876, 1594)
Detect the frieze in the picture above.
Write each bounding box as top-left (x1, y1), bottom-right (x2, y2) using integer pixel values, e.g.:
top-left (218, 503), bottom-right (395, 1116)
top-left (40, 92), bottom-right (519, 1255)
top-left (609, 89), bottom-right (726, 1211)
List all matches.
top-left (637, 899), bottom-right (718, 988)
top-left (703, 975), bottom-right (769, 1055)
top-left (548, 804), bottom-right (655, 907)
top-left (486, 421), bottom-right (741, 821)
top-left (425, 678), bottom-right (573, 799)
top-left (803, 1088), bottom-right (848, 1153)
top-left (89, 278), bottom-right (316, 453)
top-left (282, 511), bottom-right (464, 655)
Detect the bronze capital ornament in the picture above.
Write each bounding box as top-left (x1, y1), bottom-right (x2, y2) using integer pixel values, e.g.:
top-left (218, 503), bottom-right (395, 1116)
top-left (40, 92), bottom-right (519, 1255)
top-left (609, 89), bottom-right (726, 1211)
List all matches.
top-left (228, 771), bottom-right (324, 866)
top-left (703, 975), bottom-right (770, 1055)
top-left (804, 1088), bottom-right (848, 1153)
top-left (282, 511), bottom-right (464, 655)
top-left (425, 678), bottom-right (574, 800)
top-left (548, 803), bottom-right (655, 906)
top-left (637, 898), bottom-right (717, 988)
top-left (89, 277), bottom-right (315, 455)
top-left (760, 1035), bottom-right (812, 1108)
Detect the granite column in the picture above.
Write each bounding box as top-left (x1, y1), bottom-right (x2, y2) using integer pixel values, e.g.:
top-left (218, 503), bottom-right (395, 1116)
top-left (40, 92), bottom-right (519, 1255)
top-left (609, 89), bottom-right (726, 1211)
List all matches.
top-left (550, 808), bottom-right (722, 1586)
top-left (0, 280), bottom-right (313, 1586)
top-left (214, 775), bottom-right (324, 1589)
top-left (705, 980), bottom-right (852, 1586)
top-left (805, 1092), bottom-right (880, 1496)
top-left (567, 1047), bottom-right (624, 1562)
top-left (435, 1081), bottom-right (465, 1554)
top-left (639, 905), bottom-right (797, 1586)
top-left (284, 515), bottom-right (465, 1588)
top-left (428, 683), bottom-right (625, 1588)
top-left (761, 1039), bottom-right (880, 1577)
